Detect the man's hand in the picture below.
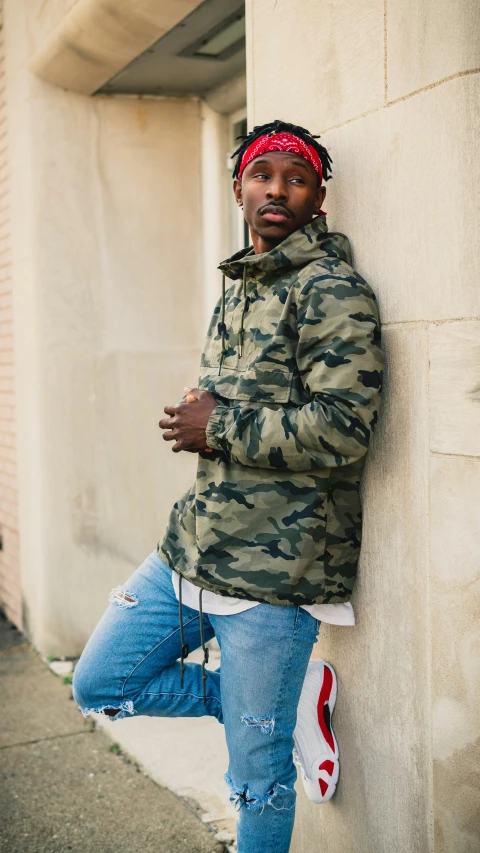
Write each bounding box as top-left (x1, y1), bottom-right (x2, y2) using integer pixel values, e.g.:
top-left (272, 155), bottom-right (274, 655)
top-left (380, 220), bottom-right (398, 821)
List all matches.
top-left (159, 388), bottom-right (217, 453)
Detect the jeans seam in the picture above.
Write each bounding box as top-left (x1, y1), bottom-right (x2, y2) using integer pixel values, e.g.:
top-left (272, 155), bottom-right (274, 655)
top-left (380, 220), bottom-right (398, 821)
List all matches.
top-left (268, 607), bottom-right (300, 777)
top-left (267, 608), bottom-right (302, 853)
top-left (142, 691), bottom-right (222, 704)
top-left (120, 614), bottom-right (201, 699)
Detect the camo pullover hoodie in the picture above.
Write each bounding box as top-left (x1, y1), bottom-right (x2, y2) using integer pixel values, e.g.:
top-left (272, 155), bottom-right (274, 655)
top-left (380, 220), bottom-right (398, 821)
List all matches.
top-left (159, 215), bottom-right (383, 606)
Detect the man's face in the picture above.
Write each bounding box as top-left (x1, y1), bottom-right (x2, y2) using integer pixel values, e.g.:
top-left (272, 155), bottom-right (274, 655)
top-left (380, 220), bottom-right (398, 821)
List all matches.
top-left (233, 151), bottom-right (326, 251)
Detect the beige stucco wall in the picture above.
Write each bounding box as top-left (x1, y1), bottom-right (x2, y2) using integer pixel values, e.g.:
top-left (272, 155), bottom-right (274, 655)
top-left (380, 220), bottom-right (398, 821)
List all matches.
top-left (4, 0), bottom-right (207, 656)
top-left (247, 1), bottom-right (480, 851)
top-left (0, 7), bottom-right (21, 629)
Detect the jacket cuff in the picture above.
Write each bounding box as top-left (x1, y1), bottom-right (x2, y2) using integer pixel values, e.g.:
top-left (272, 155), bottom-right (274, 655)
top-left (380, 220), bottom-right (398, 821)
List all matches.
top-left (206, 405), bottom-right (231, 451)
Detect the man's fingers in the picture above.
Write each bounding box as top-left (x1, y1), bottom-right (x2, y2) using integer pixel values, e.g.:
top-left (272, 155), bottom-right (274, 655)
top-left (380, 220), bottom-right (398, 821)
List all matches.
top-left (184, 386), bottom-right (201, 401)
top-left (170, 439), bottom-right (208, 454)
top-left (172, 440), bottom-right (199, 453)
top-left (159, 416), bottom-right (176, 429)
top-left (161, 387), bottom-right (214, 454)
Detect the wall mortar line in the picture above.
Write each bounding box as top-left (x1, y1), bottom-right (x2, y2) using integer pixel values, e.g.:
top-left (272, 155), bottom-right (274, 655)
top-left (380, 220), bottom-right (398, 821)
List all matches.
top-left (382, 316), bottom-right (480, 328)
top-left (386, 67), bottom-right (480, 108)
top-left (383, 0), bottom-right (388, 103)
top-left (430, 451), bottom-right (480, 462)
top-left (426, 324), bottom-right (435, 853)
top-left (246, 0), bottom-right (255, 128)
top-left (321, 67), bottom-right (480, 135)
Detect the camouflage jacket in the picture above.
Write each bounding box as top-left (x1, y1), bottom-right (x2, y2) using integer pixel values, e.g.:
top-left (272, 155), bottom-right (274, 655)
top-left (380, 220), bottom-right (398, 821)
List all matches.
top-left (159, 216), bottom-right (383, 605)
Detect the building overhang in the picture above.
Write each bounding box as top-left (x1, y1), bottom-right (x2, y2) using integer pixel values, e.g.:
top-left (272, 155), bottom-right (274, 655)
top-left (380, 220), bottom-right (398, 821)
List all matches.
top-left (29, 0), bottom-right (207, 95)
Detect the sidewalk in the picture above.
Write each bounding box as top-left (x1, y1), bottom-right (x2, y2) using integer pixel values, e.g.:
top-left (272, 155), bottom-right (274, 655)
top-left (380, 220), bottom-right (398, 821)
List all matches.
top-left (0, 612), bottom-right (226, 853)
top-left (93, 642), bottom-right (237, 843)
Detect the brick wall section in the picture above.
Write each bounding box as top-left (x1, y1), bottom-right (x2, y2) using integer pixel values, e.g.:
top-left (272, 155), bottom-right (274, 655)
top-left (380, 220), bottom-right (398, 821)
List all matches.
top-left (0, 12), bottom-right (21, 629)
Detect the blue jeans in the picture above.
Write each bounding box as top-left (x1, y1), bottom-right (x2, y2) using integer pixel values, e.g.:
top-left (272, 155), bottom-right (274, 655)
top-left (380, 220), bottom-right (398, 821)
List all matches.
top-left (73, 552), bottom-right (319, 853)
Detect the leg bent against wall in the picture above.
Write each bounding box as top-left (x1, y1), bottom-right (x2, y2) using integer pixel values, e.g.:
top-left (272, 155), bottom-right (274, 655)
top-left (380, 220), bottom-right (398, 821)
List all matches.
top-left (72, 552), bottom-right (222, 722)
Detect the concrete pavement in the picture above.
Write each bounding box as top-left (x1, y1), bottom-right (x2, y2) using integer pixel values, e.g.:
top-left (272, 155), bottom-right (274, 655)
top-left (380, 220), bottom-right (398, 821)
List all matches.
top-left (93, 642), bottom-right (237, 846)
top-left (0, 612), bottom-right (225, 853)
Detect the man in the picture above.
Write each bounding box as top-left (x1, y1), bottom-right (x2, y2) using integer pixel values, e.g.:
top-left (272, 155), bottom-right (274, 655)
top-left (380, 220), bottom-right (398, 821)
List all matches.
top-left (73, 120), bottom-right (383, 853)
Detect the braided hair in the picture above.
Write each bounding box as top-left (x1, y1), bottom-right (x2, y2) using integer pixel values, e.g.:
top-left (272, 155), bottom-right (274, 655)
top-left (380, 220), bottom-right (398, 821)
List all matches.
top-left (231, 119), bottom-right (332, 183)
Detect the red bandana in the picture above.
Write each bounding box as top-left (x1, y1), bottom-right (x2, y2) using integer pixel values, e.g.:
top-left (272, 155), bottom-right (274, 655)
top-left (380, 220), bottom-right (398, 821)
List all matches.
top-left (238, 131), bottom-right (323, 184)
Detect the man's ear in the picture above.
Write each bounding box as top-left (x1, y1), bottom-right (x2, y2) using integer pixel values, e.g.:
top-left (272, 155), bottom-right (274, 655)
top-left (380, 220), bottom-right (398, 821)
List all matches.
top-left (233, 178), bottom-right (243, 207)
top-left (314, 185), bottom-right (327, 213)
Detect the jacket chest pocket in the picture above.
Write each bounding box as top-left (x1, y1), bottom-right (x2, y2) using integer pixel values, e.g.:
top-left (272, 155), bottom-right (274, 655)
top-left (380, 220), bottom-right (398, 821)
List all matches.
top-left (200, 364), bottom-right (293, 405)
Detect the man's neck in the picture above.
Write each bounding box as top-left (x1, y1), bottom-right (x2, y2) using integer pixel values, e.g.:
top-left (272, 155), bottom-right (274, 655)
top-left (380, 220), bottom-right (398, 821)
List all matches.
top-left (251, 232), bottom-right (283, 255)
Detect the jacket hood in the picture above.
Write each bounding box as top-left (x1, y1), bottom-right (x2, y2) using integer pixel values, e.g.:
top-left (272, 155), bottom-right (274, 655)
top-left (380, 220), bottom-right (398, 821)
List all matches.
top-left (218, 215), bottom-right (353, 280)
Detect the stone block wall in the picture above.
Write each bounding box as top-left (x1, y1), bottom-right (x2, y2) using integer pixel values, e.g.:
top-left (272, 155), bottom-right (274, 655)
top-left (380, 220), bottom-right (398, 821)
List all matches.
top-left (246, 1), bottom-right (480, 850)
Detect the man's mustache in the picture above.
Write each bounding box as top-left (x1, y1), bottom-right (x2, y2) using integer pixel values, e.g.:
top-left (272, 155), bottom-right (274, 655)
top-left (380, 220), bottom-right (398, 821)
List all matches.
top-left (258, 203), bottom-right (293, 218)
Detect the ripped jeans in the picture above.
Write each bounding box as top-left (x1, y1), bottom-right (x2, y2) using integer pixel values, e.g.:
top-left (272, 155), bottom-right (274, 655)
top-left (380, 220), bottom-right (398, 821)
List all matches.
top-left (73, 552), bottom-right (319, 853)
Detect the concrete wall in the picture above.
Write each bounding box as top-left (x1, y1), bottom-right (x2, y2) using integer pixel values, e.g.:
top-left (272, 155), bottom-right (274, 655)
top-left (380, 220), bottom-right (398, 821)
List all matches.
top-left (200, 100), bottom-right (231, 329)
top-left (0, 6), bottom-right (21, 628)
top-left (4, 0), bottom-right (205, 656)
top-left (247, 1), bottom-right (480, 851)
top-left (30, 0), bottom-right (206, 95)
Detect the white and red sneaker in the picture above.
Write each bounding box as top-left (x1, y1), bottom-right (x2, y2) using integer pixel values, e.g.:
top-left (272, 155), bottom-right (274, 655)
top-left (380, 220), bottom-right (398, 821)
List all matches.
top-left (293, 660), bottom-right (339, 803)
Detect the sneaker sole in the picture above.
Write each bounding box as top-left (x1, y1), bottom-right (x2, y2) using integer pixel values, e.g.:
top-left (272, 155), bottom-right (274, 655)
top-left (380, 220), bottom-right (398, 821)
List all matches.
top-left (295, 661), bottom-right (339, 804)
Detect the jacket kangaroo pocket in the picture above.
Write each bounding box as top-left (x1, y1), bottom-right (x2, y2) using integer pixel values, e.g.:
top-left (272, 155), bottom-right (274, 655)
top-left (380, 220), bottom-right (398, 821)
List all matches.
top-left (199, 363), bottom-right (293, 405)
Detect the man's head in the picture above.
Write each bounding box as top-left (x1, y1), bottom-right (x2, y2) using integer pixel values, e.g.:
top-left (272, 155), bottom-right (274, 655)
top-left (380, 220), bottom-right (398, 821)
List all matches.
top-left (232, 120), bottom-right (332, 253)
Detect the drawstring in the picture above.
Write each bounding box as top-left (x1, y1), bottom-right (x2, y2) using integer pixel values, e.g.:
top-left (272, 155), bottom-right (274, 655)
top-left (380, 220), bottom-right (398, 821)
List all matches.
top-left (238, 266), bottom-right (249, 358)
top-left (198, 589), bottom-right (209, 707)
top-left (218, 267), bottom-right (250, 370)
top-left (179, 267), bottom-right (250, 702)
top-left (178, 574), bottom-right (189, 688)
top-left (178, 576), bottom-right (209, 707)
top-left (218, 274), bottom-right (227, 375)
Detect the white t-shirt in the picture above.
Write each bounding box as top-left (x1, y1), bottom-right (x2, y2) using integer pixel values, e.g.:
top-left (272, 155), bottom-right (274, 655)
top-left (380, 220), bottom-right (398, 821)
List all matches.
top-left (171, 570), bottom-right (355, 626)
